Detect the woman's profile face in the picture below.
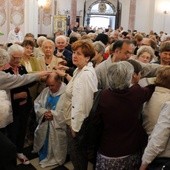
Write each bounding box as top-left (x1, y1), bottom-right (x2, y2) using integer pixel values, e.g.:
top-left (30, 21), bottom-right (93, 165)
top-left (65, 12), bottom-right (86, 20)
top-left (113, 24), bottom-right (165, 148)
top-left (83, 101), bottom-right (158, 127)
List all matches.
top-left (72, 47), bottom-right (89, 69)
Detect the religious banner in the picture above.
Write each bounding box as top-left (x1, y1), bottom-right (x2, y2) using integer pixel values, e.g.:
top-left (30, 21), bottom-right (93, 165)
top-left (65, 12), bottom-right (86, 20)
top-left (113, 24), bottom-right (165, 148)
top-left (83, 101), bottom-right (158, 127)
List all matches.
top-left (53, 15), bottom-right (66, 33)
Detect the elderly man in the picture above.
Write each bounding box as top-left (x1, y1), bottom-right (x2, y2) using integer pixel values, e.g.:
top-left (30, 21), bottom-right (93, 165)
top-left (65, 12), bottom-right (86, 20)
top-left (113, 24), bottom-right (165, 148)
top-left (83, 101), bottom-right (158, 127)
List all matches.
top-left (54, 35), bottom-right (76, 76)
top-left (33, 73), bottom-right (67, 168)
top-left (7, 26), bottom-right (23, 44)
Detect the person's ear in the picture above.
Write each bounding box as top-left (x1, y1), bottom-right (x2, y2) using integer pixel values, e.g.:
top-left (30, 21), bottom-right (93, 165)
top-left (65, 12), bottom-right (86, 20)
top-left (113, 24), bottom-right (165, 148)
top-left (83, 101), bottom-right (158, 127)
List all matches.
top-left (115, 48), bottom-right (121, 54)
top-left (86, 56), bottom-right (90, 62)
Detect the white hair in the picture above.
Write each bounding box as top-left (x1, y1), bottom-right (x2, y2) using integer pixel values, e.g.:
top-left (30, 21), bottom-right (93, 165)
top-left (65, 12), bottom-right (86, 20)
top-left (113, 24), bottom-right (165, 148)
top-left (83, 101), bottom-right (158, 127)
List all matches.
top-left (42, 39), bottom-right (55, 48)
top-left (93, 41), bottom-right (105, 55)
top-left (107, 61), bottom-right (134, 90)
top-left (55, 35), bottom-right (67, 44)
top-left (37, 36), bottom-right (47, 47)
top-left (8, 44), bottom-right (24, 57)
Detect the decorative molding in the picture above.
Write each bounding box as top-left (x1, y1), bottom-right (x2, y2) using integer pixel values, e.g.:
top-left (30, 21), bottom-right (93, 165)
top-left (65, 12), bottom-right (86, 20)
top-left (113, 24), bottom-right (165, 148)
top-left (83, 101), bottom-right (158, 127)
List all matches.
top-left (88, 1), bottom-right (116, 15)
top-left (38, 0), bottom-right (52, 26)
top-left (98, 2), bottom-right (107, 13)
top-left (43, 14), bottom-right (51, 26)
top-left (10, 8), bottom-right (24, 26)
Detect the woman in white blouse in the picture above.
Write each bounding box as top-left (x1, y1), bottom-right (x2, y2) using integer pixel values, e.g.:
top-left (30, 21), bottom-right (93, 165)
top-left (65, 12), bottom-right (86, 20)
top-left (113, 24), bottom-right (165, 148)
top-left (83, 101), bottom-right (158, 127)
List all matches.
top-left (56, 40), bottom-right (98, 170)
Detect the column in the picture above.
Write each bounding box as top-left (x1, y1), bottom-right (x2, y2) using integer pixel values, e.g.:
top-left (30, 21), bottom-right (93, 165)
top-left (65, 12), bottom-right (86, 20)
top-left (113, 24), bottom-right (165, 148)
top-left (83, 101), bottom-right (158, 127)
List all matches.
top-left (70, 0), bottom-right (77, 28)
top-left (24, 0), bottom-right (38, 38)
top-left (128, 0), bottom-right (136, 31)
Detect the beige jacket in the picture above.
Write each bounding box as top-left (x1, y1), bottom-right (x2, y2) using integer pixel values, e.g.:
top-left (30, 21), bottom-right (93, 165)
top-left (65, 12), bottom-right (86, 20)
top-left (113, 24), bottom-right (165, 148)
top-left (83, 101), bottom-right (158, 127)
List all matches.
top-left (143, 86), bottom-right (170, 135)
top-left (142, 101), bottom-right (170, 164)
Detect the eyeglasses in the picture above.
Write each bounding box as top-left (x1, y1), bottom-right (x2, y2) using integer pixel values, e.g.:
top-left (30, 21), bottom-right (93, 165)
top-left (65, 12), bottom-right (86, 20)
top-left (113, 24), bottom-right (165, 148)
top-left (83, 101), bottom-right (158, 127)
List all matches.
top-left (11, 55), bottom-right (22, 60)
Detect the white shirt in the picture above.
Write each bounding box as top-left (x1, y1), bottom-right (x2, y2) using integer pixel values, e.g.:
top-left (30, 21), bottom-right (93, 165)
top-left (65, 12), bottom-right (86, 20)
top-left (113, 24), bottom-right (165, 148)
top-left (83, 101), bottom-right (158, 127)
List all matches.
top-left (142, 101), bottom-right (170, 165)
top-left (71, 62), bottom-right (98, 132)
top-left (7, 29), bottom-right (23, 44)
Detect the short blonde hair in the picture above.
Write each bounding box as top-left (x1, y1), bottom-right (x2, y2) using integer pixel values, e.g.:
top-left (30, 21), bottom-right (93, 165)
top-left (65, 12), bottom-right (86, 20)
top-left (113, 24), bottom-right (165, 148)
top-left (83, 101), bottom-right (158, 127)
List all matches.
top-left (137, 45), bottom-right (155, 62)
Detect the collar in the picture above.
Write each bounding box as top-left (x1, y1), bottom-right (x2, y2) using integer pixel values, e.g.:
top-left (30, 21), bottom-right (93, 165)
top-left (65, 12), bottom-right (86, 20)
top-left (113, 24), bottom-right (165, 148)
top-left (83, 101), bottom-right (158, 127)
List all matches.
top-left (49, 82), bottom-right (66, 97)
top-left (3, 63), bottom-right (21, 74)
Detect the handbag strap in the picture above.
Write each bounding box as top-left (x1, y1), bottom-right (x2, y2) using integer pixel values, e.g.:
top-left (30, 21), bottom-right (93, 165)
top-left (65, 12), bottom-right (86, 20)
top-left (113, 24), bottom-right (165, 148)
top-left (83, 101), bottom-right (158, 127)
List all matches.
top-left (89, 89), bottom-right (102, 119)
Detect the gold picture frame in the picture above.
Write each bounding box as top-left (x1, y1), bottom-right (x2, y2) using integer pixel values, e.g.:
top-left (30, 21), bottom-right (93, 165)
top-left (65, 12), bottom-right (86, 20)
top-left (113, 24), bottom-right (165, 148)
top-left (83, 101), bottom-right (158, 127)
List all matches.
top-left (53, 15), bottom-right (66, 33)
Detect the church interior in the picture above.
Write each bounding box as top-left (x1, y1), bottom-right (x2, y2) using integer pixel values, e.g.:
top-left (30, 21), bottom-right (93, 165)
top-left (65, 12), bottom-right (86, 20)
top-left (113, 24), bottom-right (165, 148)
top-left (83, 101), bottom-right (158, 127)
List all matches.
top-left (0, 0), bottom-right (170, 170)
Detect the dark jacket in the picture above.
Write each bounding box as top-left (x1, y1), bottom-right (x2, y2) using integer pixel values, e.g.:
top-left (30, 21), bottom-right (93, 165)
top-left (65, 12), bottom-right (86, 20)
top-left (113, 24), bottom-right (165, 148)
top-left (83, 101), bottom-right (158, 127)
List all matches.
top-left (94, 84), bottom-right (155, 157)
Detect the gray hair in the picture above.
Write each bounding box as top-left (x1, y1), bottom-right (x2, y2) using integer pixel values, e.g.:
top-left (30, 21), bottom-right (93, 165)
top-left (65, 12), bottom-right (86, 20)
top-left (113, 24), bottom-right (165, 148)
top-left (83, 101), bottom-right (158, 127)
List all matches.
top-left (0, 49), bottom-right (10, 66)
top-left (42, 39), bottom-right (55, 48)
top-left (8, 44), bottom-right (24, 57)
top-left (37, 36), bottom-right (47, 47)
top-left (107, 61), bottom-right (134, 90)
top-left (137, 45), bottom-right (155, 61)
top-left (93, 41), bottom-right (105, 55)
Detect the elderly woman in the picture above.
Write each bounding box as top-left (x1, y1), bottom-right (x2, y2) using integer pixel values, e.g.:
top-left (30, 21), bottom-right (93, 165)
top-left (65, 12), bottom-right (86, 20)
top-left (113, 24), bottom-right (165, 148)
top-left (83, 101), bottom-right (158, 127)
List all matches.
top-left (94, 61), bottom-right (155, 169)
top-left (92, 41), bottom-right (105, 67)
top-left (3, 44), bottom-right (34, 165)
top-left (33, 36), bottom-right (47, 58)
top-left (136, 45), bottom-right (155, 63)
top-left (38, 39), bottom-right (64, 71)
top-left (56, 39), bottom-right (98, 170)
top-left (140, 66), bottom-right (170, 170)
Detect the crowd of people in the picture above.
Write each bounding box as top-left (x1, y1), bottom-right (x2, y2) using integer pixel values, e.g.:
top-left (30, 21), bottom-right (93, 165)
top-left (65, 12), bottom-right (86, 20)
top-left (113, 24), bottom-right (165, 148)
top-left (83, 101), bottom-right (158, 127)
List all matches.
top-left (0, 25), bottom-right (170, 170)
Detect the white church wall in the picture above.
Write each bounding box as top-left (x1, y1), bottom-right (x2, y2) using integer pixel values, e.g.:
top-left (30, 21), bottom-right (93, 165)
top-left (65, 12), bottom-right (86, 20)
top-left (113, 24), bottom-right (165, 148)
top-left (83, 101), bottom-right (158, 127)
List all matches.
top-left (24, 0), bottom-right (38, 38)
top-left (135, 0), bottom-right (155, 34)
top-left (119, 0), bottom-right (130, 31)
top-left (153, 0), bottom-right (170, 34)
